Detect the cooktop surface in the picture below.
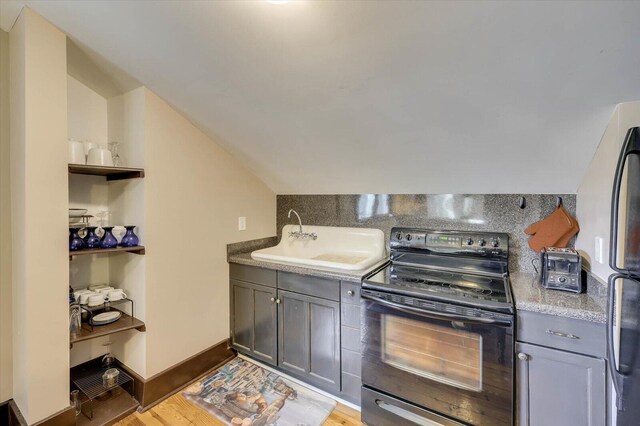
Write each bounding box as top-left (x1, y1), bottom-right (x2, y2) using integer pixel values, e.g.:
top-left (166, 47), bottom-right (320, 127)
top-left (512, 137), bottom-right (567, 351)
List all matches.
top-left (363, 263), bottom-right (513, 312)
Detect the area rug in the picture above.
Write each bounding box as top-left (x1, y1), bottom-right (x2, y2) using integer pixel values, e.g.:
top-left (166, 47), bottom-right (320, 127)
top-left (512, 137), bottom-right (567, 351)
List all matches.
top-left (182, 357), bottom-right (337, 426)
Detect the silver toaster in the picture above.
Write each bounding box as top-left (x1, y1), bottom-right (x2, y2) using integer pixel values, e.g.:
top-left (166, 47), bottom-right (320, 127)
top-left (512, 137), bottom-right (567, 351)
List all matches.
top-left (541, 247), bottom-right (584, 293)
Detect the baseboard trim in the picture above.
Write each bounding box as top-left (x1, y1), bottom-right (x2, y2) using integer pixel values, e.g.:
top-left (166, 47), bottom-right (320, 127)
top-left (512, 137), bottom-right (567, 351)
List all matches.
top-left (33, 405), bottom-right (75, 426)
top-left (118, 338), bottom-right (235, 412)
top-left (2, 398), bottom-right (74, 426)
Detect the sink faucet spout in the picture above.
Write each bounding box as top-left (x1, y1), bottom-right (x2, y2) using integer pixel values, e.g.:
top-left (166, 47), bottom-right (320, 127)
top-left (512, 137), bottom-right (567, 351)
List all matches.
top-left (287, 209), bottom-right (317, 240)
top-left (288, 209), bottom-right (303, 235)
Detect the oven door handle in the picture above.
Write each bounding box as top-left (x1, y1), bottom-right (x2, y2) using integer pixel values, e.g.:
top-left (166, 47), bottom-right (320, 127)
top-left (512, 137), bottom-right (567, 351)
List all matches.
top-left (361, 293), bottom-right (512, 326)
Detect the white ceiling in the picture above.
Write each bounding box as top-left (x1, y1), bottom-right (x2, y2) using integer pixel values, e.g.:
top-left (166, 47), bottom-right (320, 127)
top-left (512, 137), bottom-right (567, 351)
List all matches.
top-left (3, 1), bottom-right (640, 194)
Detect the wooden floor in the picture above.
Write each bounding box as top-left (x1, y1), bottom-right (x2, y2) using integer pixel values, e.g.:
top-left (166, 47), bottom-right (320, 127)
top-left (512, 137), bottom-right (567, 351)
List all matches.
top-left (115, 375), bottom-right (362, 426)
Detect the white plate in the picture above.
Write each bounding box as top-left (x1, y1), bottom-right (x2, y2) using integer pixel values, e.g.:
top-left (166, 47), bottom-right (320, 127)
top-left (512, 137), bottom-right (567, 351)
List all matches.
top-left (69, 208), bottom-right (88, 218)
top-left (91, 311), bottom-right (122, 325)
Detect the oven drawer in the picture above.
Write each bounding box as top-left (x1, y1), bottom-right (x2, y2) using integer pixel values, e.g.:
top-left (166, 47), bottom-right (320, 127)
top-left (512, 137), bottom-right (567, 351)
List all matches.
top-left (517, 311), bottom-right (605, 358)
top-left (362, 387), bottom-right (465, 426)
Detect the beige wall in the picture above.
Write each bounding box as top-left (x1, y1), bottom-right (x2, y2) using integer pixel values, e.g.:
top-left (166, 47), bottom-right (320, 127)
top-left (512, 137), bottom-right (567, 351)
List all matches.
top-left (67, 75), bottom-right (108, 145)
top-left (9, 9), bottom-right (69, 424)
top-left (143, 89), bottom-right (275, 377)
top-left (0, 29), bottom-right (12, 403)
top-left (576, 101), bottom-right (640, 280)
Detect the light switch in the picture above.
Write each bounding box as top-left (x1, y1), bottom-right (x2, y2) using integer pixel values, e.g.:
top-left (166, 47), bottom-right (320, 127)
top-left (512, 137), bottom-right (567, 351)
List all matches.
top-left (238, 216), bottom-right (246, 231)
top-left (595, 236), bottom-right (604, 264)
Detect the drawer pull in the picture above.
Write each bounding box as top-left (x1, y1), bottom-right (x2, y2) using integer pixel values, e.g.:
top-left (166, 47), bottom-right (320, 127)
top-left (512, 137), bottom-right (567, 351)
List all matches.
top-left (347, 290), bottom-right (354, 296)
top-left (546, 329), bottom-right (580, 339)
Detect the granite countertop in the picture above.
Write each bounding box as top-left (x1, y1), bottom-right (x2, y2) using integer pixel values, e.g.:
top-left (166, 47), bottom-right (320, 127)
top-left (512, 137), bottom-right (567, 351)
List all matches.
top-left (510, 271), bottom-right (608, 323)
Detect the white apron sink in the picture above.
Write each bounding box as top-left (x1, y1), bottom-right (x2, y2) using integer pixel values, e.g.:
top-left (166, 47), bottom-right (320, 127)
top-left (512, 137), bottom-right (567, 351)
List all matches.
top-left (251, 225), bottom-right (386, 271)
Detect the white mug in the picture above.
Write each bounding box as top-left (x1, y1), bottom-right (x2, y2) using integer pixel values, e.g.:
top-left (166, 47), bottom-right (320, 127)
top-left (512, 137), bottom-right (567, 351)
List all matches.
top-left (73, 288), bottom-right (90, 299)
top-left (88, 283), bottom-right (108, 291)
top-left (107, 289), bottom-right (127, 302)
top-left (68, 140), bottom-right (85, 164)
top-left (87, 148), bottom-right (114, 167)
top-left (78, 292), bottom-right (96, 305)
top-left (87, 293), bottom-right (105, 307)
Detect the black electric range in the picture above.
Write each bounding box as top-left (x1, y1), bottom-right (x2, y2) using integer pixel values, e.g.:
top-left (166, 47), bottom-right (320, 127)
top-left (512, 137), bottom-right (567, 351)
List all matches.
top-left (361, 228), bottom-right (515, 426)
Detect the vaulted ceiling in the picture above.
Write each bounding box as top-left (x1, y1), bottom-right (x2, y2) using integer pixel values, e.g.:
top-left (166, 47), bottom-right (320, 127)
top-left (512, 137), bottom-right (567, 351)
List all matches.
top-left (3, 1), bottom-right (640, 194)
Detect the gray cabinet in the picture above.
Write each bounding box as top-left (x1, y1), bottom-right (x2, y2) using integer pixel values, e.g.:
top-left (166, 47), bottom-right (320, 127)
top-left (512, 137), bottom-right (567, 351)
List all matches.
top-left (516, 310), bottom-right (607, 426)
top-left (230, 279), bottom-right (278, 365)
top-left (278, 289), bottom-right (341, 392)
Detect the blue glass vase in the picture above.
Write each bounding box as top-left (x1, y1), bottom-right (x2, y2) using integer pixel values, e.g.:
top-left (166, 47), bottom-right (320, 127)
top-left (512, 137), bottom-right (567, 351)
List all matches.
top-left (120, 226), bottom-right (139, 247)
top-left (69, 227), bottom-right (85, 251)
top-left (99, 226), bottom-right (118, 249)
top-left (83, 226), bottom-right (101, 249)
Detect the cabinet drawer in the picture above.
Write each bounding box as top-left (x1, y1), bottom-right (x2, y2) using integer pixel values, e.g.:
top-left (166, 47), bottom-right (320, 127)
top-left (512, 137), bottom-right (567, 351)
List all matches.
top-left (341, 326), bottom-right (361, 352)
top-left (278, 272), bottom-right (340, 301)
top-left (341, 304), bottom-right (360, 328)
top-left (341, 372), bottom-right (361, 403)
top-left (230, 263), bottom-right (277, 287)
top-left (341, 348), bottom-right (361, 377)
top-left (341, 282), bottom-right (361, 305)
top-left (517, 311), bottom-right (605, 358)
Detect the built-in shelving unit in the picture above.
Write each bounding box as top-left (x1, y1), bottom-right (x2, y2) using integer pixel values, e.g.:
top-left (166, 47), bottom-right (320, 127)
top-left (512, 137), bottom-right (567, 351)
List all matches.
top-left (68, 164), bottom-right (145, 181)
top-left (69, 245), bottom-right (146, 259)
top-left (71, 312), bottom-right (146, 346)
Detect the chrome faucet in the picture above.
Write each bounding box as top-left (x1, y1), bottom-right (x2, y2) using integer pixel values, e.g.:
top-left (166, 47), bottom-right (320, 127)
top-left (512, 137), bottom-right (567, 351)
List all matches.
top-left (288, 209), bottom-right (317, 240)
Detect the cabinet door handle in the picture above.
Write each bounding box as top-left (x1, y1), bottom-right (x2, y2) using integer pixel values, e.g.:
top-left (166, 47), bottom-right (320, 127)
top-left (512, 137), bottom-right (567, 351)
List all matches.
top-left (270, 297), bottom-right (275, 302)
top-left (275, 298), bottom-right (281, 304)
top-left (347, 290), bottom-right (354, 296)
top-left (545, 329), bottom-right (579, 339)
top-left (518, 352), bottom-right (530, 425)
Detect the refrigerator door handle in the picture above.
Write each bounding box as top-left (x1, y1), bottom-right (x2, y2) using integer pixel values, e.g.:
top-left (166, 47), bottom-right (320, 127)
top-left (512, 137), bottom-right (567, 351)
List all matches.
top-left (607, 274), bottom-right (630, 410)
top-left (610, 127), bottom-right (640, 274)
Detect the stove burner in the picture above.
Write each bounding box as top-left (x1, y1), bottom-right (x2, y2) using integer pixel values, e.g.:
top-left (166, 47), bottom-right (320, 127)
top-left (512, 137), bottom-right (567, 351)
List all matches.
top-left (386, 266), bottom-right (507, 303)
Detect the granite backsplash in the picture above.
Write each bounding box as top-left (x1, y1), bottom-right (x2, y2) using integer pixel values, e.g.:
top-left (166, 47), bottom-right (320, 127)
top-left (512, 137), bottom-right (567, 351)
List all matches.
top-left (277, 194), bottom-right (576, 274)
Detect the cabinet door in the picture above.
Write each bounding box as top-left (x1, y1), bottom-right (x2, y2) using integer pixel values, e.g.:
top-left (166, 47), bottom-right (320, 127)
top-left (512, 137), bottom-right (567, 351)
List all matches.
top-left (278, 290), bottom-right (341, 391)
top-left (516, 342), bottom-right (606, 426)
top-left (230, 280), bottom-right (277, 365)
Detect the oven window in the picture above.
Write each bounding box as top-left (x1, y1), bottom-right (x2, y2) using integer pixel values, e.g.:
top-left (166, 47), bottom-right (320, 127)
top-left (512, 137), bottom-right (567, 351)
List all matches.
top-left (381, 314), bottom-right (483, 392)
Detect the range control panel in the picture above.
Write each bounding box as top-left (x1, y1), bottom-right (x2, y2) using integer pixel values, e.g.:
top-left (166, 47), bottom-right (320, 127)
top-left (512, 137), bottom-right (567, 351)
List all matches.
top-left (390, 228), bottom-right (509, 259)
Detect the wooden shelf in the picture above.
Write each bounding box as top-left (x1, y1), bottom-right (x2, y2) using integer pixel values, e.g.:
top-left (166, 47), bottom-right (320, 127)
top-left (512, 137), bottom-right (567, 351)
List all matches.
top-left (68, 164), bottom-right (145, 181)
top-left (70, 246), bottom-right (145, 259)
top-left (71, 312), bottom-right (146, 345)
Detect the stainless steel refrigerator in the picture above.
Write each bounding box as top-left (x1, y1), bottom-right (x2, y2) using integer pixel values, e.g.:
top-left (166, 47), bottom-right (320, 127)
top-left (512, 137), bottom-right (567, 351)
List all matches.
top-left (607, 126), bottom-right (640, 426)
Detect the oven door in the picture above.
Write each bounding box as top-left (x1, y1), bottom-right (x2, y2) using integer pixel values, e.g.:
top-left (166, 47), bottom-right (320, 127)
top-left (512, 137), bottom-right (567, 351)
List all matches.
top-left (361, 290), bottom-right (514, 426)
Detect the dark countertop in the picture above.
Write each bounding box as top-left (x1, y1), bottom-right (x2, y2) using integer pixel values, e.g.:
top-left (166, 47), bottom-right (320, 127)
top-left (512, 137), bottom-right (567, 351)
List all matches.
top-left (510, 271), bottom-right (607, 323)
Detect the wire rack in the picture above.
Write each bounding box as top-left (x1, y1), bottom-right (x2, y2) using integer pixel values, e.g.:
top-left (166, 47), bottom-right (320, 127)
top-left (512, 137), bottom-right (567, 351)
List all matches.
top-left (73, 367), bottom-right (134, 419)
